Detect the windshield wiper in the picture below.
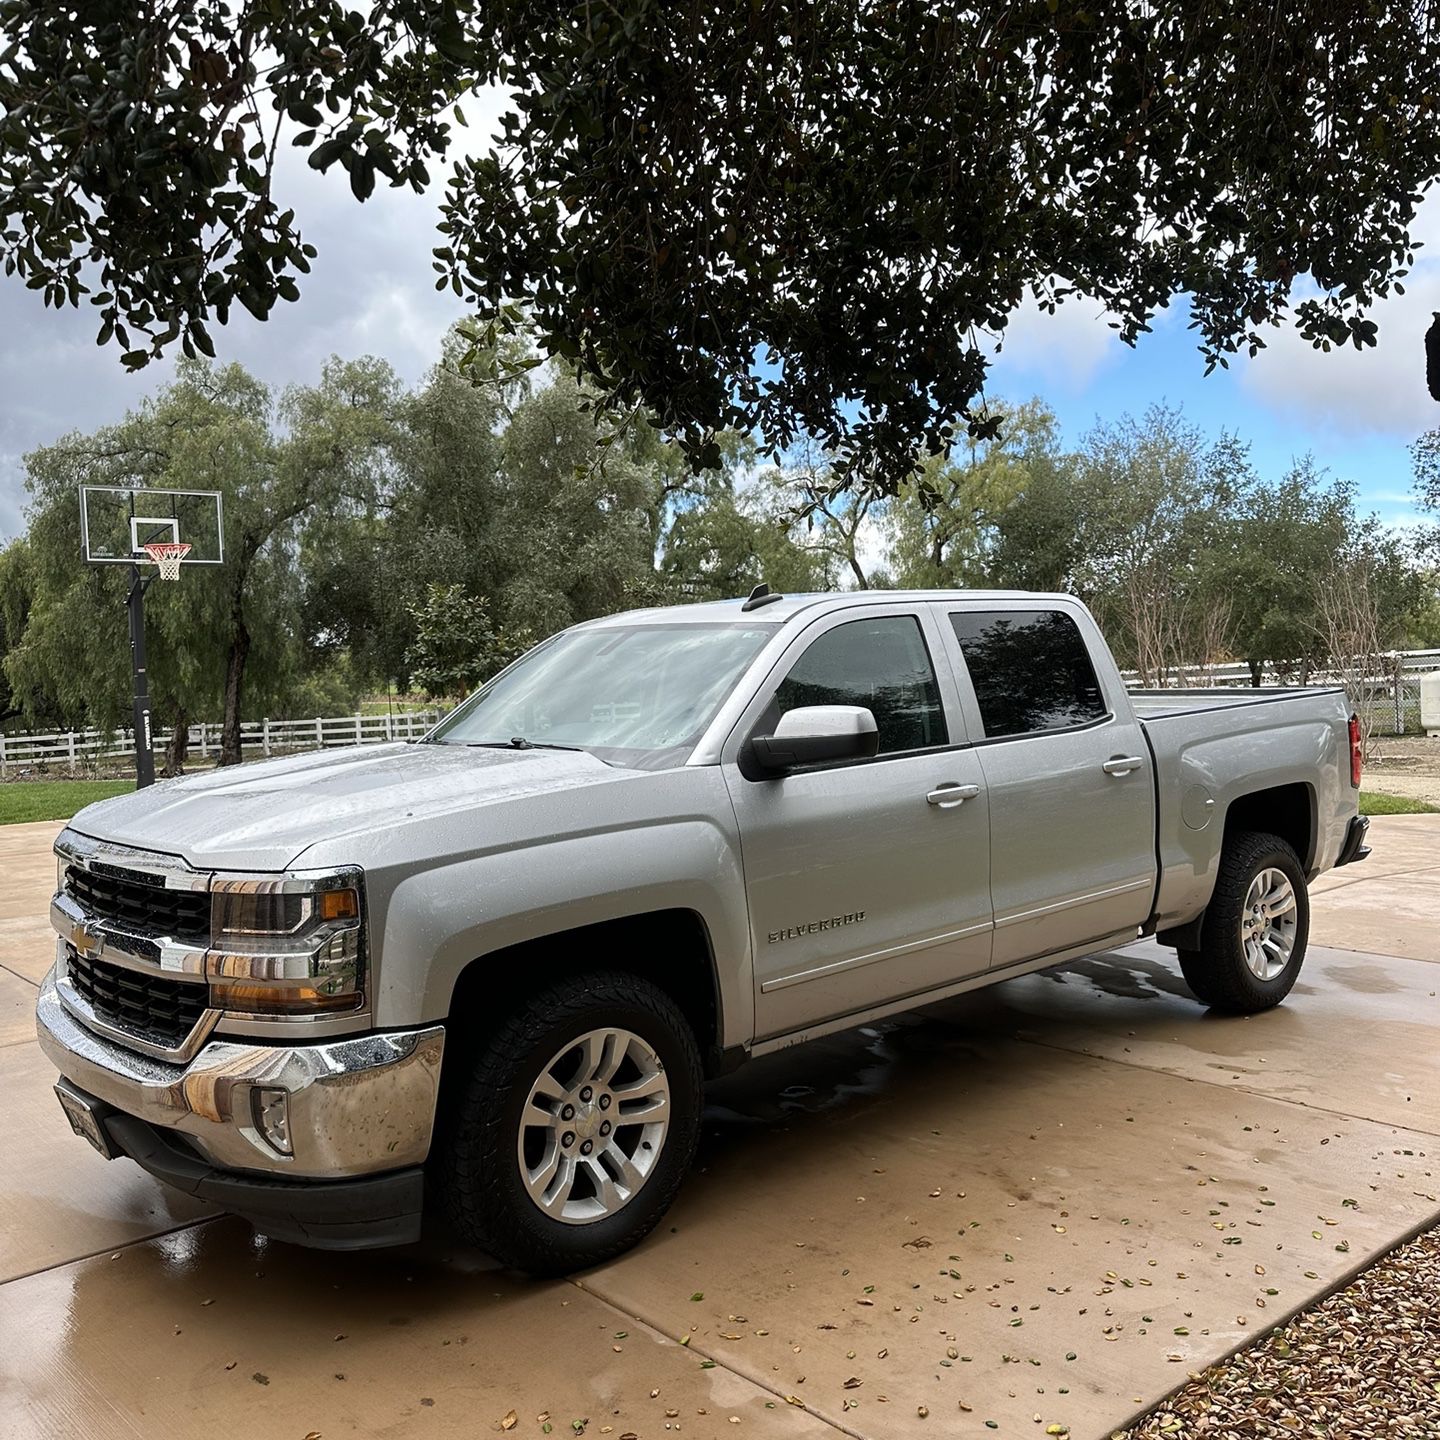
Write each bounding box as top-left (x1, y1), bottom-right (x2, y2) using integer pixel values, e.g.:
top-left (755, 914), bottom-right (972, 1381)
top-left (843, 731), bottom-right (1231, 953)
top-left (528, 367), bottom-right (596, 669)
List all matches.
top-left (467, 737), bottom-right (586, 753)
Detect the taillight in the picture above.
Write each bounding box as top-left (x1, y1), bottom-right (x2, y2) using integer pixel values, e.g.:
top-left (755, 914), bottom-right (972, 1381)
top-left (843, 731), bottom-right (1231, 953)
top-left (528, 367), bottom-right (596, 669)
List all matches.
top-left (1348, 713), bottom-right (1362, 788)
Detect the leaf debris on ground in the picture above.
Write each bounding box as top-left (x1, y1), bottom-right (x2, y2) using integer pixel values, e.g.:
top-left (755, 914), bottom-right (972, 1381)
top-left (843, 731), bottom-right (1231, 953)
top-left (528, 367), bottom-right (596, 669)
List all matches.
top-left (1116, 1222), bottom-right (1440, 1438)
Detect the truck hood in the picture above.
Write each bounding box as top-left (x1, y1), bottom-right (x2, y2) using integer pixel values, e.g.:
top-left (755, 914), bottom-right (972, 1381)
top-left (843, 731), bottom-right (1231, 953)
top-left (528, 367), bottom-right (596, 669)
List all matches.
top-left (68, 742), bottom-right (630, 871)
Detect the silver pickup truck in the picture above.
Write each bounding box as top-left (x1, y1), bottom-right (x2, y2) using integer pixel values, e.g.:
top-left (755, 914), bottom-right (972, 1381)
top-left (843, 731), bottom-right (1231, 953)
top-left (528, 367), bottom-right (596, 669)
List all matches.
top-left (37, 589), bottom-right (1370, 1272)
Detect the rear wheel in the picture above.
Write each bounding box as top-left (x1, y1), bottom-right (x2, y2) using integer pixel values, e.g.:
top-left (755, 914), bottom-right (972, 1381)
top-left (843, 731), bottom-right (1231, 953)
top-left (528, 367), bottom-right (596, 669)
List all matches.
top-left (1178, 830), bottom-right (1309, 1013)
top-left (436, 972), bottom-right (702, 1275)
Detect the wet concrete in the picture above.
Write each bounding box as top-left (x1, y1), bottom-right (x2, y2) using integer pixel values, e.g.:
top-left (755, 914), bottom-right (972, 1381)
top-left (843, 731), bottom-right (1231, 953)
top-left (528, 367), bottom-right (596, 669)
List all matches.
top-left (0, 1042), bottom-right (215, 1284)
top-left (945, 942), bottom-right (1440, 1133)
top-left (0, 818), bottom-right (64, 985)
top-left (0, 1219), bottom-right (839, 1440)
top-left (1308, 814), bottom-right (1440, 964)
top-left (591, 1029), bottom-right (1438, 1440)
top-left (0, 813), bottom-right (1435, 1438)
top-left (0, 965), bottom-right (37, 1049)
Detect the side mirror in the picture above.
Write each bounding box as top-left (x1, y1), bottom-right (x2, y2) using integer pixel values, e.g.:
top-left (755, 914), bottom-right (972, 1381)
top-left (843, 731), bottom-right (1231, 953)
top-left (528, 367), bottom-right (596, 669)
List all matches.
top-left (749, 705), bottom-right (879, 775)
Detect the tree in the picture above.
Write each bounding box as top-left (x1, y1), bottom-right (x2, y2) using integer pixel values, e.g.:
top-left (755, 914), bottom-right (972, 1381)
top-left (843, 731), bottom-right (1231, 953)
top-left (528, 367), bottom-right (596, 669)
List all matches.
top-left (301, 328), bottom-right (530, 695)
top-left (0, 539), bottom-right (36, 724)
top-left (404, 582), bottom-right (526, 699)
top-left (990, 405), bottom-right (1244, 681)
top-left (658, 474), bottom-right (835, 601)
top-left (1314, 552), bottom-right (1388, 756)
top-left (5, 4), bottom-right (1440, 485)
top-left (887, 401), bottom-right (1057, 589)
top-left (488, 370), bottom-right (668, 636)
top-left (755, 448), bottom-right (891, 590)
top-left (211, 355), bottom-right (398, 760)
top-left (1218, 465), bottom-right (1410, 685)
top-left (1410, 428), bottom-right (1440, 555)
top-left (8, 358), bottom-right (398, 765)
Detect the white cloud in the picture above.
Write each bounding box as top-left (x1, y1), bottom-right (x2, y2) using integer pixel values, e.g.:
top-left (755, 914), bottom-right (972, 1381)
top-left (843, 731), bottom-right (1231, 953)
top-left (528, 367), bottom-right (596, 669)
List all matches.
top-left (1238, 194), bottom-right (1440, 439)
top-left (989, 292), bottom-right (1128, 392)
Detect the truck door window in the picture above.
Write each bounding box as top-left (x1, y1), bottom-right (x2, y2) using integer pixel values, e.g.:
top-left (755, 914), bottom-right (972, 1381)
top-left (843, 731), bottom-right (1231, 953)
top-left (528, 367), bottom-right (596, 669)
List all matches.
top-left (774, 616), bottom-right (948, 754)
top-left (949, 609), bottom-right (1107, 738)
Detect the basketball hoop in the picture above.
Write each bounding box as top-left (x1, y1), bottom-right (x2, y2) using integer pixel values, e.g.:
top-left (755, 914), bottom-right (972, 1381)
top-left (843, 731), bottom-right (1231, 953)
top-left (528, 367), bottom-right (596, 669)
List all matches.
top-left (140, 541), bottom-right (192, 581)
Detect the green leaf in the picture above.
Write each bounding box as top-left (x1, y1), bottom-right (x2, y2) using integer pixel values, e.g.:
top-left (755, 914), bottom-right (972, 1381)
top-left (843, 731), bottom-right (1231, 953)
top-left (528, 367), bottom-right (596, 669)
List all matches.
top-left (309, 136), bottom-right (348, 171)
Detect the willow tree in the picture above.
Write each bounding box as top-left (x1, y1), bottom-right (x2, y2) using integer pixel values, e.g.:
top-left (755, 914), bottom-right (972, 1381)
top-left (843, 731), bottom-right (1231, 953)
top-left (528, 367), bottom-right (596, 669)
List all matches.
top-left (11, 358), bottom-right (398, 766)
top-left (4, 2), bottom-right (1439, 487)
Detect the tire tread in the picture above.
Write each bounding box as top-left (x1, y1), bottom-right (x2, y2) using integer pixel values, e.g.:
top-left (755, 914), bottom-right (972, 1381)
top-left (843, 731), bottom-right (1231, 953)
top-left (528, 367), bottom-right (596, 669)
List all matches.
top-left (435, 970), bottom-right (702, 1275)
top-left (1178, 829), bottom-right (1308, 1014)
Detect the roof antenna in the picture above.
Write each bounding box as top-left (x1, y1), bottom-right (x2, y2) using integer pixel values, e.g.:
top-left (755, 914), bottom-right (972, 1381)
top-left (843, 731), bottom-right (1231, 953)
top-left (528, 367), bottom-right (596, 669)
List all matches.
top-left (742, 582), bottom-right (784, 612)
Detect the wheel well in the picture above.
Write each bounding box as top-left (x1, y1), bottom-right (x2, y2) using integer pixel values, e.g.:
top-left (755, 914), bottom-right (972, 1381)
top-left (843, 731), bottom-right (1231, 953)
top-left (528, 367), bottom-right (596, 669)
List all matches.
top-left (1223, 782), bottom-right (1316, 871)
top-left (444, 909), bottom-right (722, 1073)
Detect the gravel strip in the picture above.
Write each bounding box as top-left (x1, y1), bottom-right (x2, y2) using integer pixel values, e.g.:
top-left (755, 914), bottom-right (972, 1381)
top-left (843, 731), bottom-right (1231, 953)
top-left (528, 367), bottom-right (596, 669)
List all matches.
top-left (1115, 1223), bottom-right (1440, 1439)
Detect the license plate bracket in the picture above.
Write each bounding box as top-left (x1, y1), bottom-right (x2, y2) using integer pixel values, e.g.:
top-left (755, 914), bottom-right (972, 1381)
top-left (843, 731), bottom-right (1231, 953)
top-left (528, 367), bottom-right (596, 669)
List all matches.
top-left (54, 1081), bottom-right (118, 1161)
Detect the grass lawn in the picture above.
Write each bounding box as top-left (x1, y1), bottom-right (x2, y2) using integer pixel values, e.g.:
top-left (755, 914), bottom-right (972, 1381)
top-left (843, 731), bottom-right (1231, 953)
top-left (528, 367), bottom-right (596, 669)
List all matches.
top-left (1359, 790), bottom-right (1439, 816)
top-left (0, 778), bottom-right (133, 825)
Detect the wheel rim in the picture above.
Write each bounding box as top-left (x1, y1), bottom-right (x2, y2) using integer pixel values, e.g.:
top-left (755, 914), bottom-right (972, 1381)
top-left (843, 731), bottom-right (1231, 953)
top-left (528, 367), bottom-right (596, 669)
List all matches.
top-left (1240, 867), bottom-right (1298, 981)
top-left (516, 1027), bottom-right (670, 1226)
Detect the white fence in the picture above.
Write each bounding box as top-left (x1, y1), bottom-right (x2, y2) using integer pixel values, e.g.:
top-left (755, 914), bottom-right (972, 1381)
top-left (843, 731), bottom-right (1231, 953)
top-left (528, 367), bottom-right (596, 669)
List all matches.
top-left (0, 710), bottom-right (444, 777)
top-left (1122, 648), bottom-right (1440, 689)
top-left (1124, 649), bottom-right (1440, 737)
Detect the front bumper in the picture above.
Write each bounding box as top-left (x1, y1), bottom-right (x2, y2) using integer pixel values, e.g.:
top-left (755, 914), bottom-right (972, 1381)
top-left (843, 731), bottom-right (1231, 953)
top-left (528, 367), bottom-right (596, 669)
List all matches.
top-left (36, 968), bottom-right (445, 1247)
top-left (56, 1077), bottom-right (427, 1249)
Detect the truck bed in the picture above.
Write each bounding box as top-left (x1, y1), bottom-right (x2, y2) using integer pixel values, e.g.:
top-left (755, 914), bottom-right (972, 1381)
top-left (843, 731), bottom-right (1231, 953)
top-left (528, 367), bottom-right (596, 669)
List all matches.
top-left (1129, 683), bottom-right (1354, 931)
top-left (1128, 685), bottom-right (1345, 721)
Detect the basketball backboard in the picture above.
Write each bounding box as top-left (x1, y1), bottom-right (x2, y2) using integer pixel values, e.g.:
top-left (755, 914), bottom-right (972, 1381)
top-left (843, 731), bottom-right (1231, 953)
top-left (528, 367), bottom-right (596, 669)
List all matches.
top-left (80, 486), bottom-right (224, 565)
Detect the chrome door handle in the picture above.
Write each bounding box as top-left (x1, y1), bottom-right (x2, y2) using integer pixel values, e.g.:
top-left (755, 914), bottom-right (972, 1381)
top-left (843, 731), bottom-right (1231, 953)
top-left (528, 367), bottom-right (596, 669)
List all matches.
top-left (926, 783), bottom-right (982, 808)
top-left (1102, 756), bottom-right (1145, 776)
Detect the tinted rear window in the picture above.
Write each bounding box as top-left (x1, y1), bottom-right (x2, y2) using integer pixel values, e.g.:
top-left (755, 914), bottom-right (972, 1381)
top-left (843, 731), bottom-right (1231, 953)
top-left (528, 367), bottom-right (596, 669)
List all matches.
top-left (949, 609), bottom-right (1107, 738)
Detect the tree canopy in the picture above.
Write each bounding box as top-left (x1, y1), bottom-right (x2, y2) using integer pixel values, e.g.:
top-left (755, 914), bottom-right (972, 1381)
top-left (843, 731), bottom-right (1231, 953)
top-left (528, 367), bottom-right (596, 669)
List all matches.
top-left (3, 324), bottom-right (1437, 762)
top-left (4, 2), bottom-right (1439, 483)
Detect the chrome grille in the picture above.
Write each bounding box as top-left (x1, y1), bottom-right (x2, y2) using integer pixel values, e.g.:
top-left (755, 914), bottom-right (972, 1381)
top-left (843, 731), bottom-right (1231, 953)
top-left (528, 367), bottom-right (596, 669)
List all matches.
top-left (63, 944), bottom-right (208, 1049)
top-left (65, 864), bottom-right (209, 939)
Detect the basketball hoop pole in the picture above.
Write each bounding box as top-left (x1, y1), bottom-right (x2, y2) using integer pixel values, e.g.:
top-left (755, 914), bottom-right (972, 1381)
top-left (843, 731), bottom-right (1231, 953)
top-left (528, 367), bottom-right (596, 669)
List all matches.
top-left (126, 564), bottom-right (156, 788)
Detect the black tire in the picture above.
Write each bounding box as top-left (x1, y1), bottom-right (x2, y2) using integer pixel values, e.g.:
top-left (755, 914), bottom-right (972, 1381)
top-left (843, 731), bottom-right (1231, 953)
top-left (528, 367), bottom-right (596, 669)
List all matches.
top-left (435, 971), bottom-right (702, 1276)
top-left (1178, 830), bottom-right (1309, 1013)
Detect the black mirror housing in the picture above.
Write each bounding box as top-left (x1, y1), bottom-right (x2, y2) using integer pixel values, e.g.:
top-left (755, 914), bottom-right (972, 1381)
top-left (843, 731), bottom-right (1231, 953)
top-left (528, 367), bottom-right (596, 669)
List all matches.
top-left (748, 705), bottom-right (880, 775)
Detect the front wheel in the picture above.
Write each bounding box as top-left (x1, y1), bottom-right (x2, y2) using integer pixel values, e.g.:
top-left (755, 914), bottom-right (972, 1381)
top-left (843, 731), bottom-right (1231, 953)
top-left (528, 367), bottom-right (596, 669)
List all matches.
top-left (1178, 830), bottom-right (1310, 1013)
top-left (436, 972), bottom-right (703, 1275)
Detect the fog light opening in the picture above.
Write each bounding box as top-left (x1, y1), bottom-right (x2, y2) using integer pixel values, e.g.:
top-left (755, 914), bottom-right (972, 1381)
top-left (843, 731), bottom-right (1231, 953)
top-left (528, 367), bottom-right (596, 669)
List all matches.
top-left (252, 1086), bottom-right (293, 1157)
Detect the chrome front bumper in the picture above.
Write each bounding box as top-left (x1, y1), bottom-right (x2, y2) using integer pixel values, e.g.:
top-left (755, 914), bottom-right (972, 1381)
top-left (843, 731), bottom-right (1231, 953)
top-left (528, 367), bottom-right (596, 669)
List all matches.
top-left (36, 967), bottom-right (445, 1180)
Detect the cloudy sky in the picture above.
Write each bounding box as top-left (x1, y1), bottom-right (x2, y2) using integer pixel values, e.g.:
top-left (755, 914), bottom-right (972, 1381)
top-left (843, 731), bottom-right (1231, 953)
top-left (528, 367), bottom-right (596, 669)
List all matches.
top-left (3, 124), bottom-right (1439, 545)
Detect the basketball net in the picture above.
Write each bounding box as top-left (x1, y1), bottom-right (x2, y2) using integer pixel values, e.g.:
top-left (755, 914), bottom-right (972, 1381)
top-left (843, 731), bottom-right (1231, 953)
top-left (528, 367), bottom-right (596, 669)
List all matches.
top-left (140, 541), bottom-right (192, 581)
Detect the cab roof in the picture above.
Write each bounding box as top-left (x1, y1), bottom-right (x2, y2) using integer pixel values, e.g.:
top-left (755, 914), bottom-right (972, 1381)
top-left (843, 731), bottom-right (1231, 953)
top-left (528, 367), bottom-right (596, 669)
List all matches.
top-left (581, 589), bottom-right (1070, 628)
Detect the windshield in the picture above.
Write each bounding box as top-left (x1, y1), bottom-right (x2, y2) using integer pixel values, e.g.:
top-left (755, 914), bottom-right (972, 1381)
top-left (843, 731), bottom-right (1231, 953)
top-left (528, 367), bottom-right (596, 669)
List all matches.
top-left (427, 621), bottom-right (778, 770)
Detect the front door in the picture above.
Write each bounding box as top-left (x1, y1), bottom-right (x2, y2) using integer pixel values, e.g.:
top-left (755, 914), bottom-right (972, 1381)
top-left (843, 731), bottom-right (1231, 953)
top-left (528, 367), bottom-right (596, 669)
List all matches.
top-left (722, 606), bottom-right (993, 1040)
top-left (937, 602), bottom-right (1157, 967)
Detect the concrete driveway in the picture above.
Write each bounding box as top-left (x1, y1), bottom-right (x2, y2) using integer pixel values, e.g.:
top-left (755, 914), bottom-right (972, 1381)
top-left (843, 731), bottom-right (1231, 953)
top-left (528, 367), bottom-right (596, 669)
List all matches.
top-left (2, 815), bottom-right (1438, 1440)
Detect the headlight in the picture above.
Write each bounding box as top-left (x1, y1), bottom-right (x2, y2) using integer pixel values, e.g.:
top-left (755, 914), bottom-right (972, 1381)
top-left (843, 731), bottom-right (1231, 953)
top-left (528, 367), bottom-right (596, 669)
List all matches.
top-left (208, 869), bottom-right (367, 1016)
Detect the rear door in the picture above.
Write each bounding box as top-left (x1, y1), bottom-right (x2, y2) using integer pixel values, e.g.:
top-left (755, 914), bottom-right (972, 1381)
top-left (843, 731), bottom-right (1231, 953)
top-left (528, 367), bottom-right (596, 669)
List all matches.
top-left (722, 603), bottom-right (993, 1039)
top-left (933, 601), bottom-right (1157, 968)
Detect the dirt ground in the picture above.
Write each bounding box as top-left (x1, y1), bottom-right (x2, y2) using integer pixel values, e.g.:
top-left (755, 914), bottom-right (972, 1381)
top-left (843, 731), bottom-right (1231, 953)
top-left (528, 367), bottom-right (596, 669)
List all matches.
top-left (1364, 734), bottom-right (1440, 805)
top-left (2, 817), bottom-right (1439, 1440)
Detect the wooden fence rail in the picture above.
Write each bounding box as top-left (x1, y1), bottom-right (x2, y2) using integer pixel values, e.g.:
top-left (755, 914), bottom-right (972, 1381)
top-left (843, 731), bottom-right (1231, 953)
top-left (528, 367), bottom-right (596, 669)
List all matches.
top-left (0, 709), bottom-right (444, 777)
